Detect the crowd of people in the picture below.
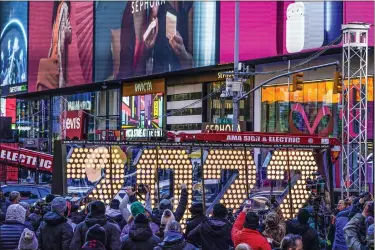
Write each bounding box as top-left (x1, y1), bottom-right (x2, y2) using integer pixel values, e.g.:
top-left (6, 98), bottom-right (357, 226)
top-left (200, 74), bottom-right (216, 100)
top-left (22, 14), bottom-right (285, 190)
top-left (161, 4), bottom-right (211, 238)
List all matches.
top-left (0, 186), bottom-right (373, 250)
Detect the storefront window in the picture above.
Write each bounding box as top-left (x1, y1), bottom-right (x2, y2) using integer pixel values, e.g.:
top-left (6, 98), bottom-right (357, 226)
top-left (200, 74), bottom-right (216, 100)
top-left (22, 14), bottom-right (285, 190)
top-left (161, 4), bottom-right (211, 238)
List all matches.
top-left (261, 77), bottom-right (374, 137)
top-left (209, 80), bottom-right (251, 123)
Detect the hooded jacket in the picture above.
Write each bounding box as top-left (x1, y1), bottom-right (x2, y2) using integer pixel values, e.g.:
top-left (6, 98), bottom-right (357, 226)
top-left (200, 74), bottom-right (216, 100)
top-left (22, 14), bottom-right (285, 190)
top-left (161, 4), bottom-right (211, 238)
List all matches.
top-left (184, 213), bottom-right (207, 237)
top-left (154, 231), bottom-right (197, 250)
top-left (120, 215), bottom-right (161, 250)
top-left (37, 211), bottom-right (74, 250)
top-left (344, 213), bottom-right (367, 250)
top-left (332, 207), bottom-right (351, 250)
top-left (232, 212), bottom-right (271, 250)
top-left (81, 240), bottom-right (107, 250)
top-left (70, 213), bottom-right (121, 250)
top-left (187, 217), bottom-right (232, 250)
top-left (106, 208), bottom-right (126, 231)
top-left (121, 216), bottom-right (159, 238)
top-left (286, 219), bottom-right (320, 250)
top-left (0, 220), bottom-right (30, 250)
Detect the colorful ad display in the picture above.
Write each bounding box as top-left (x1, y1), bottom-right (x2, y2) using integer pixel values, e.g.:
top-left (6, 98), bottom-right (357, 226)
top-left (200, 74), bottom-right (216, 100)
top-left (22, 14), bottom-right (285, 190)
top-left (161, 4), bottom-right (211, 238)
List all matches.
top-left (219, 1), bottom-right (374, 63)
top-left (95, 1), bottom-right (218, 81)
top-left (0, 2), bottom-right (28, 96)
top-left (122, 93), bottom-right (164, 130)
top-left (28, 2), bottom-right (93, 93)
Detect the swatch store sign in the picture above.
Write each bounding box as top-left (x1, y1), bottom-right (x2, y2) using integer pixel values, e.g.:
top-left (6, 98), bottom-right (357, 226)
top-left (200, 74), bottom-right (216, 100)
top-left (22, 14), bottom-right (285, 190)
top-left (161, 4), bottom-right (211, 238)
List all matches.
top-left (61, 110), bottom-right (86, 140)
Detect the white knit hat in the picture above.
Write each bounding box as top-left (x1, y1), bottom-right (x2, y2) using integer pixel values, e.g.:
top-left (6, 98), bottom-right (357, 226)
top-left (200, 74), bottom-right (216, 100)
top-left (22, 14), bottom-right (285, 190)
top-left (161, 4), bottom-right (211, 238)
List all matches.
top-left (18, 228), bottom-right (38, 250)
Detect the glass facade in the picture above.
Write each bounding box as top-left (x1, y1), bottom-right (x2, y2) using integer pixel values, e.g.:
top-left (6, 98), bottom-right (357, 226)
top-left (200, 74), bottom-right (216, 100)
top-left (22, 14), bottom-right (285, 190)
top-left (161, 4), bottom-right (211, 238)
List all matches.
top-left (261, 77), bottom-right (374, 138)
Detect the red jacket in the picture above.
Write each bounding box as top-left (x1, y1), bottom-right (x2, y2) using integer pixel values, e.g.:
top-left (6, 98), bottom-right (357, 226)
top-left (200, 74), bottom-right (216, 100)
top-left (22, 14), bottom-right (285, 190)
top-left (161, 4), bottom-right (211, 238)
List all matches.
top-left (231, 212), bottom-right (271, 250)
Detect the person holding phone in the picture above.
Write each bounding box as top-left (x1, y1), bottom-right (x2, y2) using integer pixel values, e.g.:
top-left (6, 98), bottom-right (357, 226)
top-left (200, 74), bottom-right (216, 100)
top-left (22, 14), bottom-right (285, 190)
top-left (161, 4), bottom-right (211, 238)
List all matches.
top-left (231, 203), bottom-right (272, 250)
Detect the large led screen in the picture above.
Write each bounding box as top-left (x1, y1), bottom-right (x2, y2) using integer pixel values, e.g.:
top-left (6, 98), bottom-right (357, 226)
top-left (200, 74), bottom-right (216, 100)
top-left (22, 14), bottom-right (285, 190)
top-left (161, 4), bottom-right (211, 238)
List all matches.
top-left (220, 1), bottom-right (374, 63)
top-left (28, 2), bottom-right (93, 93)
top-left (95, 1), bottom-right (218, 82)
top-left (0, 2), bottom-right (28, 96)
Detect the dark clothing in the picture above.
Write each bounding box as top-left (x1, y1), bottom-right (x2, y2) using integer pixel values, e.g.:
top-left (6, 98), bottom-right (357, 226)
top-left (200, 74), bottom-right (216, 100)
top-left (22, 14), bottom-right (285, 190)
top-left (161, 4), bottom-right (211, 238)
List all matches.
top-left (37, 211), bottom-right (73, 250)
top-left (152, 188), bottom-right (188, 226)
top-left (154, 231), bottom-right (197, 250)
top-left (107, 213), bottom-right (126, 231)
top-left (0, 220), bottom-right (29, 250)
top-left (333, 207), bottom-right (351, 250)
top-left (286, 220), bottom-right (320, 250)
top-left (71, 213), bottom-right (121, 250)
top-left (0, 197), bottom-right (6, 213)
top-left (82, 240), bottom-right (107, 250)
top-left (187, 217), bottom-right (232, 250)
top-left (344, 213), bottom-right (367, 250)
top-left (29, 212), bottom-right (43, 231)
top-left (348, 200), bottom-right (363, 220)
top-left (70, 211), bottom-right (87, 225)
top-left (121, 221), bottom-right (161, 250)
top-left (184, 214), bottom-right (207, 237)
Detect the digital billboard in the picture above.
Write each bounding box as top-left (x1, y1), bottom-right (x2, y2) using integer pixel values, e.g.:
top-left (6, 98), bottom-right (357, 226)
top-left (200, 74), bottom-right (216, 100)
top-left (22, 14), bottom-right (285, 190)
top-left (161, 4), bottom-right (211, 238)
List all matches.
top-left (95, 1), bottom-right (218, 82)
top-left (28, 2), bottom-right (93, 93)
top-left (0, 2), bottom-right (28, 96)
top-left (220, 1), bottom-right (374, 63)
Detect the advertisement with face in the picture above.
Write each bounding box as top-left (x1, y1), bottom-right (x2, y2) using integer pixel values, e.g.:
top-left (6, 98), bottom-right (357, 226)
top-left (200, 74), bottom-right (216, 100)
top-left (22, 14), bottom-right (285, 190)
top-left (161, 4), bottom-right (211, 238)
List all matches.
top-left (95, 1), bottom-right (218, 82)
top-left (28, 2), bottom-right (93, 93)
top-left (0, 2), bottom-right (28, 96)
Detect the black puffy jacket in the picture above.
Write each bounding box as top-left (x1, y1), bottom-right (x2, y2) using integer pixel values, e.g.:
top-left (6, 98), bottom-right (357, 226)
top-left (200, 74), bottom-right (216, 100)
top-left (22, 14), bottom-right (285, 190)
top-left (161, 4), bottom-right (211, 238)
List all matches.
top-left (286, 220), bottom-right (320, 250)
top-left (121, 220), bottom-right (161, 250)
top-left (187, 217), bottom-right (233, 250)
top-left (0, 220), bottom-right (29, 250)
top-left (37, 211), bottom-right (73, 250)
top-left (70, 213), bottom-right (121, 250)
top-left (184, 214), bottom-right (207, 237)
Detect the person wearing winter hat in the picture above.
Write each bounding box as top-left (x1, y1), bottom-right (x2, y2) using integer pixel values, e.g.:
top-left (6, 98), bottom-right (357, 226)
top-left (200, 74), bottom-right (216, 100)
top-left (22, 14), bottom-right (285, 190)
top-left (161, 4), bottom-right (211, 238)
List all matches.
top-left (36, 197), bottom-right (73, 250)
top-left (71, 200), bottom-right (121, 250)
top-left (262, 212), bottom-right (286, 248)
top-left (106, 199), bottom-right (126, 230)
top-left (121, 213), bottom-right (161, 250)
top-left (120, 201), bottom-right (159, 238)
top-left (0, 204), bottom-right (28, 250)
top-left (185, 202), bottom-right (207, 237)
top-left (18, 228), bottom-right (38, 250)
top-left (188, 203), bottom-right (233, 250)
top-left (235, 243), bottom-right (252, 250)
top-left (152, 184), bottom-right (188, 226)
top-left (367, 223), bottom-right (374, 250)
top-left (81, 224), bottom-right (107, 250)
top-left (286, 208), bottom-right (319, 250)
top-left (154, 220), bottom-right (197, 250)
top-left (232, 207), bottom-right (271, 250)
top-left (156, 209), bottom-right (175, 239)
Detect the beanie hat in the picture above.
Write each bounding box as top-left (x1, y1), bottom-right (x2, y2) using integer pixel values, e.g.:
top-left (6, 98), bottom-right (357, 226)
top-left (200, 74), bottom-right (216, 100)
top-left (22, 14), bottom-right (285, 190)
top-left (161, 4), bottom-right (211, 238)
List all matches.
top-left (130, 201), bottom-right (145, 217)
top-left (51, 197), bottom-right (67, 215)
top-left (19, 202), bottom-right (30, 211)
top-left (212, 203), bottom-right (227, 218)
top-left (6, 204), bottom-right (26, 224)
top-left (159, 199), bottom-right (173, 211)
top-left (367, 224), bottom-right (374, 248)
top-left (189, 202), bottom-right (204, 215)
top-left (243, 211), bottom-right (259, 230)
top-left (110, 199), bottom-right (120, 210)
top-left (18, 228), bottom-right (38, 250)
top-left (85, 224), bottom-right (106, 246)
top-left (161, 209), bottom-right (175, 226)
top-left (45, 194), bottom-right (56, 203)
top-left (90, 201), bottom-right (106, 216)
top-left (9, 191), bottom-right (20, 202)
top-left (297, 209), bottom-right (310, 224)
top-left (134, 213), bottom-right (149, 224)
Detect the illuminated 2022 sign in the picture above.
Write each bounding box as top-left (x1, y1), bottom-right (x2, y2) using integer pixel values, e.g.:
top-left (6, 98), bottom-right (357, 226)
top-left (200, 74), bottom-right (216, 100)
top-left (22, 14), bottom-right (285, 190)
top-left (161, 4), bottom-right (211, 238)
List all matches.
top-left (67, 146), bottom-right (317, 226)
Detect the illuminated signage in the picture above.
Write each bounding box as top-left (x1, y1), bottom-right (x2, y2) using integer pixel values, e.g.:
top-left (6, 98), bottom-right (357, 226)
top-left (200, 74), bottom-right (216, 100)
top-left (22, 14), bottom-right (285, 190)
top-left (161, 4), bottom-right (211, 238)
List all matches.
top-left (123, 79), bottom-right (164, 96)
top-left (68, 101), bottom-right (92, 111)
top-left (126, 128), bottom-right (163, 138)
top-left (135, 81), bottom-right (152, 93)
top-left (131, 0), bottom-right (166, 14)
top-left (203, 122), bottom-right (246, 132)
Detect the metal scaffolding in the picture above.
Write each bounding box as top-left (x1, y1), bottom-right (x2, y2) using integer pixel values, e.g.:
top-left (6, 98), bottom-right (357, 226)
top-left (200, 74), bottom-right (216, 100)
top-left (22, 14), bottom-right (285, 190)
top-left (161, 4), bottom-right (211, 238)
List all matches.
top-left (341, 23), bottom-right (370, 198)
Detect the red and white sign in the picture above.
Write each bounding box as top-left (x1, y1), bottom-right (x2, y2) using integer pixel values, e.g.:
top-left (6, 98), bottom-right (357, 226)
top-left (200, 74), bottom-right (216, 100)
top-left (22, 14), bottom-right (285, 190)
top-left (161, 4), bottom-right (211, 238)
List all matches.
top-left (0, 145), bottom-right (53, 172)
top-left (61, 110), bottom-right (86, 140)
